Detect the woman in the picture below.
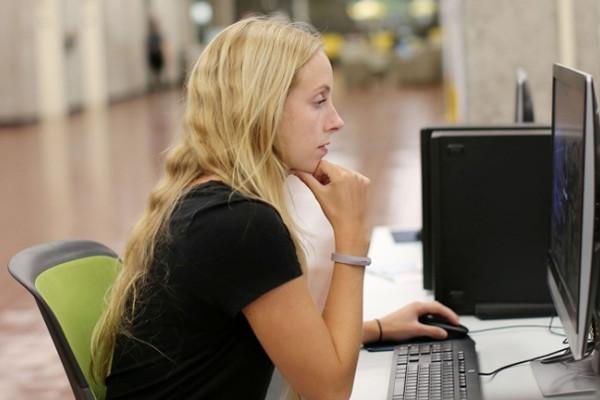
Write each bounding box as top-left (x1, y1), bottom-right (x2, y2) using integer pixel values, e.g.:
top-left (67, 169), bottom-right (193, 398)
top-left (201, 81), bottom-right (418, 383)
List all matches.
top-left (91, 16), bottom-right (459, 399)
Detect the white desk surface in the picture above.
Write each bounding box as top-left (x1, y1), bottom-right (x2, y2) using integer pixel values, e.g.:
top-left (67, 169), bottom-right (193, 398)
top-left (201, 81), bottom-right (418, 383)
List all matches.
top-left (350, 227), bottom-right (596, 400)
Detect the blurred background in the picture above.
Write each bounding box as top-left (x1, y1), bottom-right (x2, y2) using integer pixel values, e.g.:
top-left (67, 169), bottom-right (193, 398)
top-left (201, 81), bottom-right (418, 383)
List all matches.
top-left (1, 0), bottom-right (599, 398)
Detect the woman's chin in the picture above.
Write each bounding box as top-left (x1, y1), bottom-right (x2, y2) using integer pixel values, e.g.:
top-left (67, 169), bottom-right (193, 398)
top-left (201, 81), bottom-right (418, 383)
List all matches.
top-left (290, 162), bottom-right (320, 175)
top-left (285, 157), bottom-right (323, 176)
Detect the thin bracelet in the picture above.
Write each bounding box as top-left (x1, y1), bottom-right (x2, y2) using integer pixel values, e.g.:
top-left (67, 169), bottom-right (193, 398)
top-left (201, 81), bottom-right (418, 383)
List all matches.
top-left (375, 318), bottom-right (383, 342)
top-left (331, 252), bottom-right (372, 266)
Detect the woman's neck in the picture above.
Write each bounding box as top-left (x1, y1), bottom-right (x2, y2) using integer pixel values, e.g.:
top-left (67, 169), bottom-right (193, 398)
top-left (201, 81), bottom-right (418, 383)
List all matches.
top-left (189, 174), bottom-right (222, 188)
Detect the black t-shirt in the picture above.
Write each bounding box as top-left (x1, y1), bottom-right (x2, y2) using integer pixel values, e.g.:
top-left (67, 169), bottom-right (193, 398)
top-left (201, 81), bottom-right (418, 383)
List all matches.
top-left (106, 181), bottom-right (303, 399)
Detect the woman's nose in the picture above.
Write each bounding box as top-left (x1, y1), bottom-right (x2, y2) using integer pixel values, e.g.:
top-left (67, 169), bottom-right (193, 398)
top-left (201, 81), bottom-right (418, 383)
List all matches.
top-left (328, 107), bottom-right (344, 133)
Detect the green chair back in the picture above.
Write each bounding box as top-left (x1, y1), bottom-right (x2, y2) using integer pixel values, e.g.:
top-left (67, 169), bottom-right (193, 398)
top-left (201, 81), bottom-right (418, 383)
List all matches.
top-left (36, 255), bottom-right (119, 399)
top-left (8, 241), bottom-right (120, 400)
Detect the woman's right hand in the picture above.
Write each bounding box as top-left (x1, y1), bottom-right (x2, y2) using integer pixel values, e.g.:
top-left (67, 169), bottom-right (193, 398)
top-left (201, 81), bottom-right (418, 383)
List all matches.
top-left (293, 160), bottom-right (371, 255)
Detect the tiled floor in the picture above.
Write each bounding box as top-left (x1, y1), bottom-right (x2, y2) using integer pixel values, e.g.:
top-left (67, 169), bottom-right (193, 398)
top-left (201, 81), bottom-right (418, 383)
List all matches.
top-left (0, 78), bottom-right (444, 399)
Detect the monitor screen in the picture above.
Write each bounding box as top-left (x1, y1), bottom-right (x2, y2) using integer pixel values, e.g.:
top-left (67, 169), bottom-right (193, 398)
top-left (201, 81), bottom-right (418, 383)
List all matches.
top-left (548, 76), bottom-right (586, 334)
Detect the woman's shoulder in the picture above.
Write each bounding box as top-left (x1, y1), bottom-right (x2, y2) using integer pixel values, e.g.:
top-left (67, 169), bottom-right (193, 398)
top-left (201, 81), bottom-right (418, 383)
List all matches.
top-left (175, 181), bottom-right (286, 233)
top-left (183, 181), bottom-right (276, 212)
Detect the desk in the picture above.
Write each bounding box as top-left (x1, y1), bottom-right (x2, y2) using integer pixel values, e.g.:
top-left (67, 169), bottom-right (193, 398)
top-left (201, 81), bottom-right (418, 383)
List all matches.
top-left (350, 227), bottom-right (596, 400)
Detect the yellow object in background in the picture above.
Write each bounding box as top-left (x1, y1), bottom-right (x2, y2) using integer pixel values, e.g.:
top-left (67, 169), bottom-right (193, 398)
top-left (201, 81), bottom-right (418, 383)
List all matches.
top-left (445, 82), bottom-right (458, 122)
top-left (371, 31), bottom-right (394, 54)
top-left (428, 27), bottom-right (442, 45)
top-left (346, 0), bottom-right (387, 21)
top-left (321, 33), bottom-right (345, 60)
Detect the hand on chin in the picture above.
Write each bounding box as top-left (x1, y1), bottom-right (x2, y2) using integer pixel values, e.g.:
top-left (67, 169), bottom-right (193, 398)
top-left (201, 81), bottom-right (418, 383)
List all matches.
top-left (289, 160), bottom-right (330, 185)
top-left (312, 160), bottom-right (331, 185)
top-left (291, 159), bottom-right (331, 185)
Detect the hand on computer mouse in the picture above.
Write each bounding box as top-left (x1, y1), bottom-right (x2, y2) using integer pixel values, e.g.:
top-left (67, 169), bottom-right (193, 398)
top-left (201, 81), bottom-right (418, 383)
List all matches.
top-left (418, 314), bottom-right (469, 339)
top-left (373, 301), bottom-right (460, 342)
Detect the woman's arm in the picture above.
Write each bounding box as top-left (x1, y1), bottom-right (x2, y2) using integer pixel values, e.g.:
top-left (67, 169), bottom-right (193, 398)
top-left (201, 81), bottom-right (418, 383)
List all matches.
top-left (244, 160), bottom-right (370, 399)
top-left (244, 260), bottom-right (366, 399)
top-left (244, 232), bottom-right (368, 399)
top-left (362, 319), bottom-right (381, 344)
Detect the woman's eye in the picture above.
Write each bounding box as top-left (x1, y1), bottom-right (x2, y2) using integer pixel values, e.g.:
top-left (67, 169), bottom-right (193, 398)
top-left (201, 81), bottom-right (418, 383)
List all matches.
top-left (316, 98), bottom-right (327, 105)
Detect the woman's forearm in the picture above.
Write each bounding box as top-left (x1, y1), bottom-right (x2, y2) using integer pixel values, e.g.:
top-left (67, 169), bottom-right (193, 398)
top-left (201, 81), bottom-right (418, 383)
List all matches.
top-left (320, 233), bottom-right (369, 393)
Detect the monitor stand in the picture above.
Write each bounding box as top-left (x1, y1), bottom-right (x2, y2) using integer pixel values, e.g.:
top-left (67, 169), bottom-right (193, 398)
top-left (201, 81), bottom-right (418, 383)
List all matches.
top-left (531, 351), bottom-right (600, 397)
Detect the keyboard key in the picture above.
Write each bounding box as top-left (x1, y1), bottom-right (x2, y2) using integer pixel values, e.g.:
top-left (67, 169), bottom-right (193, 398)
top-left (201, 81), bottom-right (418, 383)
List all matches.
top-left (394, 378), bottom-right (406, 395)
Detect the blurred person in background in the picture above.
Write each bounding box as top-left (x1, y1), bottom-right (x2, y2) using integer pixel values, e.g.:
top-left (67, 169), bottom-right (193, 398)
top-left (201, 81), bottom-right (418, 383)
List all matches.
top-left (91, 16), bottom-right (459, 400)
top-left (147, 16), bottom-right (167, 90)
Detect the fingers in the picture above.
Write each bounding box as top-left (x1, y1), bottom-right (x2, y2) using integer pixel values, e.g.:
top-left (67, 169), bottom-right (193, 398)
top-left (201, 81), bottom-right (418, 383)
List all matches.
top-left (420, 325), bottom-right (448, 340)
top-left (376, 302), bottom-right (460, 342)
top-left (292, 160), bottom-right (338, 189)
top-left (292, 160), bottom-right (370, 239)
top-left (312, 159), bottom-right (357, 184)
top-left (312, 159), bottom-right (336, 179)
top-left (293, 170), bottom-right (323, 192)
top-left (313, 168), bottom-right (331, 185)
top-left (415, 301), bottom-right (460, 325)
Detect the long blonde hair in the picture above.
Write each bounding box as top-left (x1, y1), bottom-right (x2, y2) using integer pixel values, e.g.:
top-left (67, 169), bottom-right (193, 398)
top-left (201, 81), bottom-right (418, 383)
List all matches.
top-left (91, 16), bottom-right (322, 383)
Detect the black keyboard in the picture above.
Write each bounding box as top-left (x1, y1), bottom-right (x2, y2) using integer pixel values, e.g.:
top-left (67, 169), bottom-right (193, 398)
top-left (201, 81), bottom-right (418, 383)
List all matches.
top-left (387, 338), bottom-right (483, 400)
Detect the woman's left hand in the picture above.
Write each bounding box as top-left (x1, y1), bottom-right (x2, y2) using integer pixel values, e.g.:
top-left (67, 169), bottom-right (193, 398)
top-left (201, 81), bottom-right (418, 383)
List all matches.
top-left (376, 301), bottom-right (460, 341)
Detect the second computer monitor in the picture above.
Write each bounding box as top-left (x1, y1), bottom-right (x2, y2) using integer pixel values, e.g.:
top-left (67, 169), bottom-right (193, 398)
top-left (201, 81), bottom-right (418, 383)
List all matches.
top-left (421, 125), bottom-right (555, 318)
top-left (547, 64), bottom-right (600, 360)
top-left (515, 67), bottom-right (535, 123)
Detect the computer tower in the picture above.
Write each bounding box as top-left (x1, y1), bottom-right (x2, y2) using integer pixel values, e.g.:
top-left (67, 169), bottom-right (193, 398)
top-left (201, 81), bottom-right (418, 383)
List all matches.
top-left (421, 125), bottom-right (555, 318)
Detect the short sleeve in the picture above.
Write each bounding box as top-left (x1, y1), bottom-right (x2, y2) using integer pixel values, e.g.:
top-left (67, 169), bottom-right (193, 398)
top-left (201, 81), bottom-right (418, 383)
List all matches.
top-left (178, 200), bottom-right (303, 316)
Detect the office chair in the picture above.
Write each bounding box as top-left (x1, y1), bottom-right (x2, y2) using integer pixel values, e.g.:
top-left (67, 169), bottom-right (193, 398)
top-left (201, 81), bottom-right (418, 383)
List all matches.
top-left (8, 240), bottom-right (120, 400)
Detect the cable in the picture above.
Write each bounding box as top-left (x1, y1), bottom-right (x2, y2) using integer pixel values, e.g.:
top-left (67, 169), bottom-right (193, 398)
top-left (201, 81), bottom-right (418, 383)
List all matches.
top-left (477, 316), bottom-right (600, 376)
top-left (479, 340), bottom-right (597, 376)
top-left (467, 317), bottom-right (566, 337)
top-left (478, 346), bottom-right (570, 377)
top-left (469, 324), bottom-right (564, 335)
top-left (540, 348), bottom-right (572, 364)
top-left (548, 316), bottom-right (567, 337)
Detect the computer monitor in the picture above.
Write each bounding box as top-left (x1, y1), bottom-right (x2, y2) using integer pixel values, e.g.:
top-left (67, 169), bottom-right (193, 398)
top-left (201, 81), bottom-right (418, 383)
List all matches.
top-left (421, 126), bottom-right (555, 318)
top-left (515, 67), bottom-right (535, 123)
top-left (420, 125), bottom-right (552, 300)
top-left (531, 64), bottom-right (600, 396)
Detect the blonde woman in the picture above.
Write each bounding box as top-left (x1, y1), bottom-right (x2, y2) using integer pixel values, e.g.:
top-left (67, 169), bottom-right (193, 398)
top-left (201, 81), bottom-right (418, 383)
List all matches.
top-left (92, 16), bottom-right (460, 400)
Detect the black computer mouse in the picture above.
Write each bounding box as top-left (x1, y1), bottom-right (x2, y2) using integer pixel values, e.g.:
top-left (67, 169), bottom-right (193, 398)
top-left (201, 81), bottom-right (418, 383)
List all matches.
top-left (418, 314), bottom-right (469, 339)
